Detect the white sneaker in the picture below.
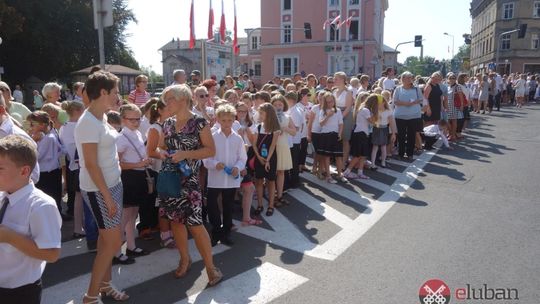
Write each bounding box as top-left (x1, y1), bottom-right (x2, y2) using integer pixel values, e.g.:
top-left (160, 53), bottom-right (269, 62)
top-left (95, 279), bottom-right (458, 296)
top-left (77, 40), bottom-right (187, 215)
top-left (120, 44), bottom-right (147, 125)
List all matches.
top-left (327, 177), bottom-right (337, 184)
top-left (344, 172), bottom-right (359, 179)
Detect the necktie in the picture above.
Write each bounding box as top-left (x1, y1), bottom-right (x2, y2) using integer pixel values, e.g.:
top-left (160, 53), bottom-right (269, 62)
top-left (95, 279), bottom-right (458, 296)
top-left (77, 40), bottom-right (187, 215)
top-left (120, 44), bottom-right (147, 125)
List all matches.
top-left (0, 197), bottom-right (9, 224)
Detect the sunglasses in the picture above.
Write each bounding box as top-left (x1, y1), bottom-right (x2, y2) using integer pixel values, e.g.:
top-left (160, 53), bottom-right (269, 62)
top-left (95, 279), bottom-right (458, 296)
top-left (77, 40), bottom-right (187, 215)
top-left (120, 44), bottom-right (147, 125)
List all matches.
top-left (124, 117), bottom-right (141, 122)
top-left (199, 94), bottom-right (209, 98)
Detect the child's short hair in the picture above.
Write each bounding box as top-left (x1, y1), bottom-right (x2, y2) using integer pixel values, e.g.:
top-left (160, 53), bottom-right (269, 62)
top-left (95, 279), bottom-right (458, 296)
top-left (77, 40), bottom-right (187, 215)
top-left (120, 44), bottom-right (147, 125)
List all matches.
top-left (41, 103), bottom-right (61, 115)
top-left (284, 91), bottom-right (298, 102)
top-left (215, 103), bottom-right (237, 118)
top-left (27, 111), bottom-right (51, 128)
top-left (106, 111), bottom-right (122, 125)
top-left (63, 100), bottom-right (84, 116)
top-left (0, 135), bottom-right (37, 171)
top-left (119, 103), bottom-right (141, 117)
top-left (85, 71), bottom-right (119, 101)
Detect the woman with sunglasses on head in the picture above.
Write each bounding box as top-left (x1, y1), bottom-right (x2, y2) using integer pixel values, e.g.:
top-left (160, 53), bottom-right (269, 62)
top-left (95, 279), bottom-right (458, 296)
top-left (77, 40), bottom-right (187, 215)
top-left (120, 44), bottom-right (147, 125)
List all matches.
top-left (192, 86), bottom-right (215, 124)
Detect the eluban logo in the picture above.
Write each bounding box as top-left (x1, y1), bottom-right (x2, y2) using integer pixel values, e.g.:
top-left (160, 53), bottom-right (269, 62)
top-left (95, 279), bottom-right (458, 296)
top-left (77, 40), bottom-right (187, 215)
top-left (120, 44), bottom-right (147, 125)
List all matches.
top-left (455, 284), bottom-right (519, 301)
top-left (419, 279), bottom-right (451, 304)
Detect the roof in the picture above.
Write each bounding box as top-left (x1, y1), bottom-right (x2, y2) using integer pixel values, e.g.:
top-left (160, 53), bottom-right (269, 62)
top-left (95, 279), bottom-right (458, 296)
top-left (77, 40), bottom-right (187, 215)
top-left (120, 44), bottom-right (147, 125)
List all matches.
top-left (71, 64), bottom-right (142, 75)
top-left (383, 44), bottom-right (399, 53)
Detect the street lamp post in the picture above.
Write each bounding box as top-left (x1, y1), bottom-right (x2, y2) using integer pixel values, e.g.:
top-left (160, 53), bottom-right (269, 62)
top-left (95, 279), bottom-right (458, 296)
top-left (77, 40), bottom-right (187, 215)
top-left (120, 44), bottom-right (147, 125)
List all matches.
top-left (444, 32), bottom-right (455, 59)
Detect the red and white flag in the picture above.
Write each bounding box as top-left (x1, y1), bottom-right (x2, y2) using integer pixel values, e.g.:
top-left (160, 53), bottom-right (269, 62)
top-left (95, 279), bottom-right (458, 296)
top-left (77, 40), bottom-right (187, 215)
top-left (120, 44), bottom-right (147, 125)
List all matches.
top-left (208, 0), bottom-right (214, 40)
top-left (189, 0), bottom-right (195, 49)
top-left (219, 0), bottom-right (226, 44)
top-left (233, 0), bottom-right (239, 55)
top-left (339, 16), bottom-right (353, 28)
top-left (323, 19), bottom-right (331, 30)
top-left (330, 15), bottom-right (341, 26)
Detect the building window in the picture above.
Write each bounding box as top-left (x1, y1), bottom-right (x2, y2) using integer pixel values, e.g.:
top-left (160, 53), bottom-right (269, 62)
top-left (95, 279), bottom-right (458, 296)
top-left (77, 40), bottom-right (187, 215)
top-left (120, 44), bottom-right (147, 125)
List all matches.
top-left (254, 61), bottom-right (262, 76)
top-left (251, 36), bottom-right (259, 50)
top-left (349, 20), bottom-right (359, 40)
top-left (532, 34), bottom-right (540, 49)
top-left (502, 3), bottom-right (514, 20)
top-left (329, 0), bottom-right (339, 6)
top-left (350, 0), bottom-right (359, 4)
top-left (329, 23), bottom-right (340, 41)
top-left (276, 56), bottom-right (299, 76)
top-left (283, 0), bottom-right (291, 10)
top-left (501, 33), bottom-right (511, 50)
top-left (283, 24), bottom-right (292, 44)
top-left (534, 1), bottom-right (540, 17)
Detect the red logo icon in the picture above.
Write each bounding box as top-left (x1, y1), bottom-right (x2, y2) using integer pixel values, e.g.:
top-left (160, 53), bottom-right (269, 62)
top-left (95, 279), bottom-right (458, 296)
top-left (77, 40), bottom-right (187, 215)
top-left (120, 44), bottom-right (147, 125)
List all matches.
top-left (419, 279), bottom-right (451, 304)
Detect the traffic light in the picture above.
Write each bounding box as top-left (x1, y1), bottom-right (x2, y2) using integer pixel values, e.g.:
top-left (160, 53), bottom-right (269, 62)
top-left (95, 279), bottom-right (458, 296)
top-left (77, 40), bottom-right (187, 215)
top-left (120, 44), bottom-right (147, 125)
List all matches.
top-left (304, 23), bottom-right (312, 39)
top-left (518, 24), bottom-right (527, 39)
top-left (414, 35), bottom-right (422, 47)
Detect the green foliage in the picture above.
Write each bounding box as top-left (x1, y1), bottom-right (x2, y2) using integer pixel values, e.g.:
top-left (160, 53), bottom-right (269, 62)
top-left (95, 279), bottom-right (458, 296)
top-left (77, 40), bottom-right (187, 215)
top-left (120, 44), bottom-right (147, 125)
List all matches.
top-left (399, 56), bottom-right (440, 77)
top-left (140, 66), bottom-right (164, 84)
top-left (0, 0), bottom-right (138, 84)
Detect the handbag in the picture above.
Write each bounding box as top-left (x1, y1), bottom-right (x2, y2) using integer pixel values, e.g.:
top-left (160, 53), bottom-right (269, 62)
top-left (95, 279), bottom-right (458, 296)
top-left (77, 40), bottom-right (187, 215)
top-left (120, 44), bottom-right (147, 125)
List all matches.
top-left (156, 170), bottom-right (182, 198)
top-left (453, 86), bottom-right (464, 108)
top-left (124, 132), bottom-right (155, 194)
top-left (248, 125), bottom-right (269, 170)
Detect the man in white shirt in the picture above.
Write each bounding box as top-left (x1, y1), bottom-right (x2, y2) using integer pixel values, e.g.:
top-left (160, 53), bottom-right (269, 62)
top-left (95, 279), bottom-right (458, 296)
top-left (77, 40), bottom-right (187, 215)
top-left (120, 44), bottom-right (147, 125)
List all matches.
top-left (288, 93), bottom-right (307, 188)
top-left (12, 85), bottom-right (23, 103)
top-left (382, 67), bottom-right (397, 92)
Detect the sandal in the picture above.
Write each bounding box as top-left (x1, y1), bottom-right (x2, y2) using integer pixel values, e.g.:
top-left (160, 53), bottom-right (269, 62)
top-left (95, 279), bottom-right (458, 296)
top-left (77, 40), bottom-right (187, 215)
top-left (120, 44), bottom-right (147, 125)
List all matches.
top-left (241, 218), bottom-right (263, 226)
top-left (254, 206), bottom-right (264, 215)
top-left (126, 247), bottom-right (149, 257)
top-left (99, 281), bottom-right (129, 301)
top-left (174, 257), bottom-right (192, 279)
top-left (160, 237), bottom-right (176, 249)
top-left (208, 267), bottom-right (223, 286)
top-left (358, 174), bottom-right (370, 180)
top-left (265, 207), bottom-right (275, 216)
top-left (83, 294), bottom-right (103, 304)
top-left (274, 200), bottom-right (283, 208)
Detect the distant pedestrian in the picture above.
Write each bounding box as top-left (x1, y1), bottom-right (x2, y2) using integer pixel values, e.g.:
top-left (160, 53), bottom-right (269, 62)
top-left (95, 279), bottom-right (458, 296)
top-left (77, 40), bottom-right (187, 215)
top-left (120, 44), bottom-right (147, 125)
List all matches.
top-left (33, 90), bottom-right (44, 110)
top-left (128, 75), bottom-right (151, 107)
top-left (12, 85), bottom-right (23, 103)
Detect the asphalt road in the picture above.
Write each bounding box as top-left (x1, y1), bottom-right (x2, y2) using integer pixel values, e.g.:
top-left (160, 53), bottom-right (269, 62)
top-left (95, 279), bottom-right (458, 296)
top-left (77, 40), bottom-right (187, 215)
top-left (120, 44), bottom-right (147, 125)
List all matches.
top-left (44, 103), bottom-right (540, 304)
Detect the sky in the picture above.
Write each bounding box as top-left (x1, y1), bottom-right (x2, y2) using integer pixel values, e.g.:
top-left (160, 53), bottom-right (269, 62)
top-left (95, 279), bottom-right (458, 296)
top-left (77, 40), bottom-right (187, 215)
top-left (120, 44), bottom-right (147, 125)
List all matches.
top-left (125, 0), bottom-right (472, 75)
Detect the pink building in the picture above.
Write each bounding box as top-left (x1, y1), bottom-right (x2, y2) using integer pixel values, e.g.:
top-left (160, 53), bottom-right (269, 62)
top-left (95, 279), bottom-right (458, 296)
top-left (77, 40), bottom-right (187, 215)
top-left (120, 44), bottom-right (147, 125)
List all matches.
top-left (240, 0), bottom-right (389, 83)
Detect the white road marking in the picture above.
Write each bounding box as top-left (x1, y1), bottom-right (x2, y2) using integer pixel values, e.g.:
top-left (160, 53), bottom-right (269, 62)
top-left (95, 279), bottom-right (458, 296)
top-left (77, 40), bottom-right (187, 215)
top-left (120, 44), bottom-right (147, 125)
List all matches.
top-left (300, 172), bottom-right (375, 206)
top-left (287, 189), bottom-right (354, 228)
top-left (43, 240), bottom-right (230, 304)
top-left (175, 262), bottom-right (308, 304)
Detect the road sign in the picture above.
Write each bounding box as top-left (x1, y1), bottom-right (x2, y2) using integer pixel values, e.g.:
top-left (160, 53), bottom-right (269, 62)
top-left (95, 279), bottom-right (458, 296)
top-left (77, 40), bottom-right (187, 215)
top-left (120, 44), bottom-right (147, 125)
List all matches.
top-left (93, 0), bottom-right (113, 30)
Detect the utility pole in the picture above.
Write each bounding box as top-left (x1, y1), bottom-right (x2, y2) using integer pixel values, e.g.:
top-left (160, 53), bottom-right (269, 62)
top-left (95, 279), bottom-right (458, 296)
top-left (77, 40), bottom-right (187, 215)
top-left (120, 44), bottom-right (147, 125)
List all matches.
top-left (93, 0), bottom-right (113, 69)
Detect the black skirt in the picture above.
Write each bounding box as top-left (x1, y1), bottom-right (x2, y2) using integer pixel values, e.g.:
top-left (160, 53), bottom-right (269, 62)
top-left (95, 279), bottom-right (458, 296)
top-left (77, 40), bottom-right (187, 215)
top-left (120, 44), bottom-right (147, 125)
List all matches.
top-left (350, 131), bottom-right (371, 157)
top-left (121, 169), bottom-right (148, 207)
top-left (318, 132), bottom-right (343, 157)
top-left (371, 126), bottom-right (389, 145)
top-left (311, 133), bottom-right (322, 152)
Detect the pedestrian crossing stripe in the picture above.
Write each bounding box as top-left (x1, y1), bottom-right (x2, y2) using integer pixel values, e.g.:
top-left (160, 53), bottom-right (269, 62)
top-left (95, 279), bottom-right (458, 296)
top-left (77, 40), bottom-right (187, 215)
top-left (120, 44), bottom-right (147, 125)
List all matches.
top-left (174, 262), bottom-right (308, 304)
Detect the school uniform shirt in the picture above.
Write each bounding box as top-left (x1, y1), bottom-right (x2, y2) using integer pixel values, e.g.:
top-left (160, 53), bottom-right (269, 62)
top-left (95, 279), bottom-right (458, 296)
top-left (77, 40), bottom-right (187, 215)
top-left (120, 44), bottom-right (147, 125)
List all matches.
top-left (375, 109), bottom-right (393, 128)
top-left (319, 108), bottom-right (343, 133)
top-left (310, 104), bottom-right (322, 134)
top-left (75, 110), bottom-right (121, 192)
top-left (37, 132), bottom-right (63, 172)
top-left (138, 115), bottom-right (151, 142)
top-left (290, 103), bottom-right (307, 144)
top-left (0, 117), bottom-right (40, 183)
top-left (203, 129), bottom-right (247, 189)
top-left (354, 108), bottom-right (372, 134)
top-left (59, 122), bottom-right (79, 171)
top-left (0, 183), bottom-right (62, 288)
top-left (147, 123), bottom-right (163, 172)
top-left (423, 124), bottom-right (450, 148)
top-left (211, 120), bottom-right (242, 134)
top-left (117, 128), bottom-right (147, 171)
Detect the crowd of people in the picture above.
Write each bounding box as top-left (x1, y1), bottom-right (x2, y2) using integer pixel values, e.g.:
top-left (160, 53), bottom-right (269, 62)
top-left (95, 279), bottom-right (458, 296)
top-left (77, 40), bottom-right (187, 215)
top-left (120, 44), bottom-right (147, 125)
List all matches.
top-left (0, 64), bottom-right (536, 304)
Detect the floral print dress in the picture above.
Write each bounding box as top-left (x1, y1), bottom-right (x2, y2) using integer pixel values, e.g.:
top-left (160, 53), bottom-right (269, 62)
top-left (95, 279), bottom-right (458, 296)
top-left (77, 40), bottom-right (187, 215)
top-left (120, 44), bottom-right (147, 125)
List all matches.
top-left (157, 115), bottom-right (206, 226)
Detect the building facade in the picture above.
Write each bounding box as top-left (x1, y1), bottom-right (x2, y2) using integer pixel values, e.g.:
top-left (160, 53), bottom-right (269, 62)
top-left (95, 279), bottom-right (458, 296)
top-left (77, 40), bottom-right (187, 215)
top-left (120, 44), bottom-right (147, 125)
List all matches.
top-left (253, 0), bottom-right (388, 82)
top-left (470, 0), bottom-right (540, 75)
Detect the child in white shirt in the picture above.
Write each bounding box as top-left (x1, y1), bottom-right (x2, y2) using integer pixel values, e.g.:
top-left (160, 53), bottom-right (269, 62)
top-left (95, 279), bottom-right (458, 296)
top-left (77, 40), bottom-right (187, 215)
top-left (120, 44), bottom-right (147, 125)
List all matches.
top-left (203, 104), bottom-right (247, 246)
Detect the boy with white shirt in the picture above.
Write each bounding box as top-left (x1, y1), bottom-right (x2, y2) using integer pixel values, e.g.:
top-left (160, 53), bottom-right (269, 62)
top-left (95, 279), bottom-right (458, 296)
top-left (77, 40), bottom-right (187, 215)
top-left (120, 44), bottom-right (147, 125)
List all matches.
top-left (203, 104), bottom-right (247, 247)
top-left (0, 135), bottom-right (62, 303)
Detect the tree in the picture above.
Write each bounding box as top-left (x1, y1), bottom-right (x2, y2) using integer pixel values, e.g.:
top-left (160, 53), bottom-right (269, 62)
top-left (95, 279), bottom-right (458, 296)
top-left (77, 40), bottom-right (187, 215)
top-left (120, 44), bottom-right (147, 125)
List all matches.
top-left (0, 0), bottom-right (138, 84)
top-left (451, 44), bottom-right (471, 72)
top-left (400, 56), bottom-right (440, 77)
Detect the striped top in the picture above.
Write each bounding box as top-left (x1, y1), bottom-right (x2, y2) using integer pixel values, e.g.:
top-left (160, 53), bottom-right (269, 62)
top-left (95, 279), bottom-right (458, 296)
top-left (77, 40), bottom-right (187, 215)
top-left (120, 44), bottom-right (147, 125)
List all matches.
top-left (128, 89), bottom-right (151, 107)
